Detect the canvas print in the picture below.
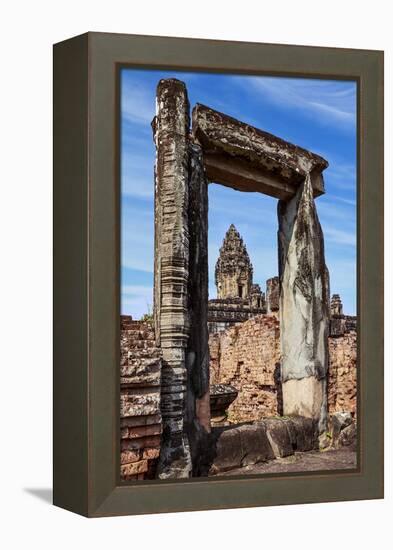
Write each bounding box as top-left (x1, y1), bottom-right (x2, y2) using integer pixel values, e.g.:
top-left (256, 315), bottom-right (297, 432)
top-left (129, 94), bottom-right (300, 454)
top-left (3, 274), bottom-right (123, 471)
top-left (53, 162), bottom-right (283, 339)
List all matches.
top-left (119, 69), bottom-right (357, 481)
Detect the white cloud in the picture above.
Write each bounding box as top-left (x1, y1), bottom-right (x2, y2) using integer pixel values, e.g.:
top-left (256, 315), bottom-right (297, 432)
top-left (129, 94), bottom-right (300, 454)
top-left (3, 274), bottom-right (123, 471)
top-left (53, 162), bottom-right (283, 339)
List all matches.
top-left (323, 226), bottom-right (356, 247)
top-left (325, 195), bottom-right (356, 207)
top-left (245, 76), bottom-right (356, 129)
top-left (121, 81), bottom-right (155, 125)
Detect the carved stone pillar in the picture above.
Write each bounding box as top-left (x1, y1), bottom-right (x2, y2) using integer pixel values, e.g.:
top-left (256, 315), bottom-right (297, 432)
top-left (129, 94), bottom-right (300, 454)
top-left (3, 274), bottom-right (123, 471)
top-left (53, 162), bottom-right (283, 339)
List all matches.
top-left (153, 79), bottom-right (192, 478)
top-left (186, 142), bottom-right (211, 475)
top-left (278, 174), bottom-right (330, 433)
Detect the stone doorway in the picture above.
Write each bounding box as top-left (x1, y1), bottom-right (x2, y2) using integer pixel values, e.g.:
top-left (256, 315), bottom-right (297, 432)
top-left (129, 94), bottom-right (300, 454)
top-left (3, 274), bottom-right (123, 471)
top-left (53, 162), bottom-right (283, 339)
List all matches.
top-left (153, 78), bottom-right (330, 478)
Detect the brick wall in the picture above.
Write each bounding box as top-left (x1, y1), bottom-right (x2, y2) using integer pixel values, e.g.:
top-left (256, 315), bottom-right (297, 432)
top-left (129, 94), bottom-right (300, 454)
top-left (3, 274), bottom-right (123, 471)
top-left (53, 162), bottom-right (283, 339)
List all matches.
top-left (328, 330), bottom-right (357, 415)
top-left (209, 315), bottom-right (281, 422)
top-left (120, 316), bottom-right (162, 481)
top-left (119, 313), bottom-right (357, 473)
top-left (209, 315), bottom-right (357, 422)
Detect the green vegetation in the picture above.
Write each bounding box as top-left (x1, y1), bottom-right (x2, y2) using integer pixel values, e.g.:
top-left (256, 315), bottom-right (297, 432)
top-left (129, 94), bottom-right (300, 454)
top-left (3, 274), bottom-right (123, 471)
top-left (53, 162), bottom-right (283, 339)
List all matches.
top-left (140, 312), bottom-right (154, 323)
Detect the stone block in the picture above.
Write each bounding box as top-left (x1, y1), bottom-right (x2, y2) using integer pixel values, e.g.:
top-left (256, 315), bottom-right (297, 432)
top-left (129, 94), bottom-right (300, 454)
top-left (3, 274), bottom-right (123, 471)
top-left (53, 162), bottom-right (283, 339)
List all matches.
top-left (238, 423), bottom-right (275, 466)
top-left (192, 103), bottom-right (327, 199)
top-left (121, 449), bottom-right (140, 465)
top-left (337, 422), bottom-right (357, 450)
top-left (120, 389), bottom-right (160, 417)
top-left (285, 416), bottom-right (318, 452)
top-left (127, 423), bottom-right (162, 439)
top-left (121, 435), bottom-right (161, 451)
top-left (142, 447), bottom-right (161, 460)
top-left (329, 411), bottom-right (354, 447)
top-left (121, 459), bottom-right (148, 478)
top-left (330, 318), bottom-right (347, 338)
top-left (210, 427), bottom-right (243, 473)
top-left (120, 414), bottom-right (162, 429)
top-left (264, 418), bottom-right (294, 458)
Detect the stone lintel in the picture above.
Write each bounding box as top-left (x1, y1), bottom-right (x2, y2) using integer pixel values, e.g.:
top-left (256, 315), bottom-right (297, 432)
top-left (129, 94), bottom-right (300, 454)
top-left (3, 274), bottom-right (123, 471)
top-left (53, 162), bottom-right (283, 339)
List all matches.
top-left (192, 103), bottom-right (328, 199)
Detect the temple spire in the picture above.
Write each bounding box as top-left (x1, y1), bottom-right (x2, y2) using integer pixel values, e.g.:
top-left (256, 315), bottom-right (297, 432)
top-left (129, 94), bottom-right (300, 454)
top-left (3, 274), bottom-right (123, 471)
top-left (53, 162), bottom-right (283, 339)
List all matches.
top-left (215, 225), bottom-right (253, 299)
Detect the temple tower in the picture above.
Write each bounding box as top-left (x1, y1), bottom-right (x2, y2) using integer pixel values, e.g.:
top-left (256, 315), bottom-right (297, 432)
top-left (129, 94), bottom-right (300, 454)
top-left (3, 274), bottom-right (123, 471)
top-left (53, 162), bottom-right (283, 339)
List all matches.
top-left (330, 294), bottom-right (343, 317)
top-left (215, 224), bottom-right (253, 299)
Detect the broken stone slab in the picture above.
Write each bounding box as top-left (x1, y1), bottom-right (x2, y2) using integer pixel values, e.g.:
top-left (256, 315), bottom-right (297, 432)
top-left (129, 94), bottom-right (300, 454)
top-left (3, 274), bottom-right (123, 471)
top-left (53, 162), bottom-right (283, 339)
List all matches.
top-left (331, 411), bottom-right (353, 431)
top-left (329, 411), bottom-right (354, 447)
top-left (209, 416), bottom-right (320, 474)
top-left (209, 422), bottom-right (276, 474)
top-left (263, 418), bottom-right (294, 458)
top-left (192, 103), bottom-right (328, 199)
top-left (337, 422), bottom-right (357, 450)
top-left (239, 423), bottom-right (276, 466)
top-left (284, 416), bottom-right (318, 452)
top-left (209, 426), bottom-right (243, 473)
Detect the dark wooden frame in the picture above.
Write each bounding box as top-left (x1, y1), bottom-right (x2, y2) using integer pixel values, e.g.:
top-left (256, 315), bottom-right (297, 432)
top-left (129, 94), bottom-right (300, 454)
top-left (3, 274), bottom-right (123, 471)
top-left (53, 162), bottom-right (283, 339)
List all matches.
top-left (53, 32), bottom-right (384, 517)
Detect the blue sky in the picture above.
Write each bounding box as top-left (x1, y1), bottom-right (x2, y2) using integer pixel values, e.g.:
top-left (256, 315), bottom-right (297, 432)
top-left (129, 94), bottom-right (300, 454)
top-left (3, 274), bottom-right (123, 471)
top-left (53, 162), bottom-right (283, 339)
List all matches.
top-left (121, 69), bottom-right (357, 318)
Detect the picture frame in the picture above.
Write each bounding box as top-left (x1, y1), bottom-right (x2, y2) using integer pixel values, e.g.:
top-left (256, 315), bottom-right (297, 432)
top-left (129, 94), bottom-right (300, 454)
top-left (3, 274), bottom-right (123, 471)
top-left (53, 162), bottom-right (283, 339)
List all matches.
top-left (53, 32), bottom-right (383, 517)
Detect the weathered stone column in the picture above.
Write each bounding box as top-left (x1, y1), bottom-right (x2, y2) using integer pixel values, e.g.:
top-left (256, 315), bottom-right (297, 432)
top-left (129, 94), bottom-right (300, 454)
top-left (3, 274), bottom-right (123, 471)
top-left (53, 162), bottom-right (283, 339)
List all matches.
top-left (186, 142), bottom-right (211, 476)
top-left (278, 174), bottom-right (330, 434)
top-left (153, 79), bottom-right (192, 478)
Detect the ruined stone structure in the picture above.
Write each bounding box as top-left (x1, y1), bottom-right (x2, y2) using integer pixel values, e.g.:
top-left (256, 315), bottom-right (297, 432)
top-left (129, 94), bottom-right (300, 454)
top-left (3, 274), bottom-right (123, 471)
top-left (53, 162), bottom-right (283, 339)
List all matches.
top-left (120, 316), bottom-right (162, 481)
top-left (215, 224), bottom-right (254, 300)
top-left (266, 276), bottom-right (279, 314)
top-left (208, 224), bottom-right (265, 333)
top-left (328, 294), bottom-right (357, 415)
top-left (330, 293), bottom-right (357, 336)
top-left (120, 300), bottom-right (357, 479)
top-left (210, 315), bottom-right (281, 422)
top-left (125, 77), bottom-right (335, 478)
top-left (208, 286), bottom-right (357, 424)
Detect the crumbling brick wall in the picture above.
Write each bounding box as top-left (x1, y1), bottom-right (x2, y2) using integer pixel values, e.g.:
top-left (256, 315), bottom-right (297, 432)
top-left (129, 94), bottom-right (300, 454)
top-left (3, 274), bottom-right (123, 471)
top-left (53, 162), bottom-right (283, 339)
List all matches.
top-left (328, 331), bottom-right (357, 415)
top-left (120, 316), bottom-right (162, 481)
top-left (209, 315), bottom-right (281, 422)
top-left (209, 315), bottom-right (357, 422)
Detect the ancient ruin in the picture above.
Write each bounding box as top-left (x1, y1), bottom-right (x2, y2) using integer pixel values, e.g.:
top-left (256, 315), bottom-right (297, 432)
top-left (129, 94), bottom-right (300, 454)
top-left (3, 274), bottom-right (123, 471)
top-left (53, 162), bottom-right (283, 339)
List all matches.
top-left (120, 78), bottom-right (357, 481)
top-left (208, 225), bottom-right (265, 334)
top-left (120, 316), bottom-right (162, 481)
